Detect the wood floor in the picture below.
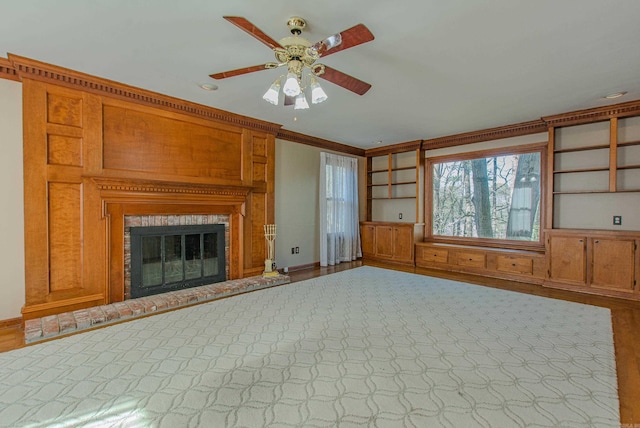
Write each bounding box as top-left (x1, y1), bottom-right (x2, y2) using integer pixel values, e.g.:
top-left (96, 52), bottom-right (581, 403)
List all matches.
top-left (1, 260), bottom-right (639, 424)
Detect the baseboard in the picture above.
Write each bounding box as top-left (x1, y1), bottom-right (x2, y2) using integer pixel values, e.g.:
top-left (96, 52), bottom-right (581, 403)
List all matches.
top-left (282, 262), bottom-right (319, 273)
top-left (0, 316), bottom-right (22, 329)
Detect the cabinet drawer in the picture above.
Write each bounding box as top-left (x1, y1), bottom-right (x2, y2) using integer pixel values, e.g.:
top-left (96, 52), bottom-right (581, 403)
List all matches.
top-left (456, 251), bottom-right (486, 268)
top-left (496, 255), bottom-right (533, 275)
top-left (418, 247), bottom-right (449, 263)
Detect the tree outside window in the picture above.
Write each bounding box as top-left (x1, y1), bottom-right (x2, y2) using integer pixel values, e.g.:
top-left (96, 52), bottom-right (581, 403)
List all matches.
top-left (429, 147), bottom-right (543, 245)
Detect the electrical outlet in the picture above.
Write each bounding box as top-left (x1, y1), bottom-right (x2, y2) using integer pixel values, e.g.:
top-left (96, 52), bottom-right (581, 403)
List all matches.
top-left (613, 215), bottom-right (622, 225)
top-left (295, 247), bottom-right (299, 254)
top-left (291, 247), bottom-right (295, 254)
top-left (398, 213), bottom-right (403, 219)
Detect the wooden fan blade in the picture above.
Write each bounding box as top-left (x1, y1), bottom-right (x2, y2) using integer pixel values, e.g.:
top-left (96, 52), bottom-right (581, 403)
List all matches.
top-left (284, 95), bottom-right (296, 106)
top-left (318, 66), bottom-right (371, 96)
top-left (223, 16), bottom-right (283, 50)
top-left (312, 23), bottom-right (374, 58)
top-left (209, 64), bottom-right (270, 79)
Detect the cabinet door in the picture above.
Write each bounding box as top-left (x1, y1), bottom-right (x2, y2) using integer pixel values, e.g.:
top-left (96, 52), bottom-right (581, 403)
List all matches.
top-left (548, 235), bottom-right (587, 285)
top-left (591, 238), bottom-right (636, 291)
top-left (375, 226), bottom-right (394, 258)
top-left (361, 225), bottom-right (376, 257)
top-left (392, 226), bottom-right (413, 261)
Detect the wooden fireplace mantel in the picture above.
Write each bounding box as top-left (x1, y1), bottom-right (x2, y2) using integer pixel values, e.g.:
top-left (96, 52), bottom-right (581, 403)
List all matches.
top-left (21, 68), bottom-right (275, 320)
top-left (100, 179), bottom-right (251, 303)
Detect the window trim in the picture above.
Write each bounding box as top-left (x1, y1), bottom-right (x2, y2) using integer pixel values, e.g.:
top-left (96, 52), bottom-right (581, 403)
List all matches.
top-left (424, 142), bottom-right (547, 251)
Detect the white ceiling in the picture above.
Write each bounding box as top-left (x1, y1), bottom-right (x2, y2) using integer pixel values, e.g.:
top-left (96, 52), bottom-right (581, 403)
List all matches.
top-left (1, 0), bottom-right (639, 149)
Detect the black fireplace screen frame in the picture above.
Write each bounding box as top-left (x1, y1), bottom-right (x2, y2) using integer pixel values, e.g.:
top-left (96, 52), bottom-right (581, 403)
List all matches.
top-left (130, 224), bottom-right (226, 298)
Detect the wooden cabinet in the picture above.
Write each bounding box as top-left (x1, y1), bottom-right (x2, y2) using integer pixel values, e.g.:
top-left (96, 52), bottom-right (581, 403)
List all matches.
top-left (361, 223), bottom-right (376, 257)
top-left (415, 242), bottom-right (546, 284)
top-left (591, 237), bottom-right (636, 291)
top-left (360, 222), bottom-right (424, 265)
top-left (375, 225), bottom-right (395, 258)
top-left (496, 255), bottom-right (534, 275)
top-left (547, 234), bottom-right (587, 285)
top-left (545, 230), bottom-right (639, 297)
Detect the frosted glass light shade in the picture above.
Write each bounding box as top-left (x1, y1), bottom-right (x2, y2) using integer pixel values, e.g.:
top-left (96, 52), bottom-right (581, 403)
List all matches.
top-left (310, 79), bottom-right (328, 104)
top-left (282, 72), bottom-right (301, 97)
top-left (293, 92), bottom-right (309, 110)
top-left (262, 80), bottom-right (280, 105)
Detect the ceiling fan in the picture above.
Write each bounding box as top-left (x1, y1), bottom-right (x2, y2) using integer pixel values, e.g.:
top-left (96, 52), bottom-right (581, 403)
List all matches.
top-left (210, 16), bottom-right (375, 107)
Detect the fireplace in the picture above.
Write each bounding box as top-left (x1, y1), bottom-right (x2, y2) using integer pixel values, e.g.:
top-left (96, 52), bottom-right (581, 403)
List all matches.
top-left (129, 224), bottom-right (226, 298)
top-left (123, 214), bottom-right (230, 300)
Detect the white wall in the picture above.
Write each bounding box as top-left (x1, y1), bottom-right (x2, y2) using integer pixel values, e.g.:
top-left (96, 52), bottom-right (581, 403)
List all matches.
top-left (0, 79), bottom-right (25, 320)
top-left (274, 139), bottom-right (365, 271)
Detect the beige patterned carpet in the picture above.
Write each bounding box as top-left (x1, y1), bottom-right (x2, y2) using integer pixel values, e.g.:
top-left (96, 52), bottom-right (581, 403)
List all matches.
top-left (0, 266), bottom-right (619, 427)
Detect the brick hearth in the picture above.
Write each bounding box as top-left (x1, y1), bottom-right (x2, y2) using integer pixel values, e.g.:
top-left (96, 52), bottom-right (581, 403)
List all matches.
top-left (24, 274), bottom-right (290, 343)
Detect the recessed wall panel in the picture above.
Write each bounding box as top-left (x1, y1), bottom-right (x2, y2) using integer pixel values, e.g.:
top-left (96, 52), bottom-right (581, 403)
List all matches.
top-left (102, 105), bottom-right (243, 181)
top-left (48, 182), bottom-right (82, 292)
top-left (47, 93), bottom-right (82, 127)
top-left (47, 134), bottom-right (83, 166)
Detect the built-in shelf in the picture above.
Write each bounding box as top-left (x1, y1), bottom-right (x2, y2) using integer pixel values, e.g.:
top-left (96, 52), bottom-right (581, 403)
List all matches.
top-left (365, 142), bottom-right (423, 222)
top-left (553, 190), bottom-right (613, 195)
top-left (617, 164), bottom-right (640, 170)
top-left (553, 167), bottom-right (609, 174)
top-left (367, 180), bottom-right (417, 187)
top-left (368, 196), bottom-right (416, 200)
top-left (618, 139), bottom-right (640, 147)
top-left (549, 115), bottom-right (640, 229)
top-left (553, 143), bottom-right (610, 154)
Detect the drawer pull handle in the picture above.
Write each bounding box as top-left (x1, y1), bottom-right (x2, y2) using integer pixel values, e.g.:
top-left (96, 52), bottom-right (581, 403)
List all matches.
top-left (579, 239), bottom-right (583, 243)
top-left (469, 258), bottom-right (473, 261)
top-left (512, 263), bottom-right (516, 266)
top-left (594, 240), bottom-right (599, 243)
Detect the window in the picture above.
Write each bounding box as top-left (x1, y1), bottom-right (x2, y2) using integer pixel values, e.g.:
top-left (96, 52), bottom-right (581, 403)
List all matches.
top-left (319, 152), bottom-right (361, 266)
top-left (427, 144), bottom-right (545, 247)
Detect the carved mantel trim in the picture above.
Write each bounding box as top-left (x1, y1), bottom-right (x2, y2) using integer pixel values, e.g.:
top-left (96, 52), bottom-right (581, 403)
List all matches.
top-left (91, 177), bottom-right (252, 199)
top-left (97, 177), bottom-right (251, 303)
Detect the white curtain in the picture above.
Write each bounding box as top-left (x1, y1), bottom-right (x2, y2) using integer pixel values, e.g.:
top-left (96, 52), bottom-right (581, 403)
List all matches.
top-left (319, 152), bottom-right (362, 266)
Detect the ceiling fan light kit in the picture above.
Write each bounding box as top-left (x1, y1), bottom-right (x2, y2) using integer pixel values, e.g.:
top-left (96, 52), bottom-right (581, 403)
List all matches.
top-left (262, 79), bottom-right (281, 105)
top-left (210, 16), bottom-right (374, 109)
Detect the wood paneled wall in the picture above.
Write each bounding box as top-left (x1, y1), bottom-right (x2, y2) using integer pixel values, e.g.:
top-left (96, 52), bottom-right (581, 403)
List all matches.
top-left (21, 74), bottom-right (277, 320)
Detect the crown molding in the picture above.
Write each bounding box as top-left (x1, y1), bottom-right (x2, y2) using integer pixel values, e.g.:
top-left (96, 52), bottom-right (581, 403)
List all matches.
top-left (276, 129), bottom-right (365, 156)
top-left (0, 57), bottom-right (19, 81)
top-left (6, 54), bottom-right (283, 135)
top-left (365, 140), bottom-right (422, 156)
top-left (542, 99), bottom-right (640, 127)
top-left (422, 120), bottom-right (548, 150)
